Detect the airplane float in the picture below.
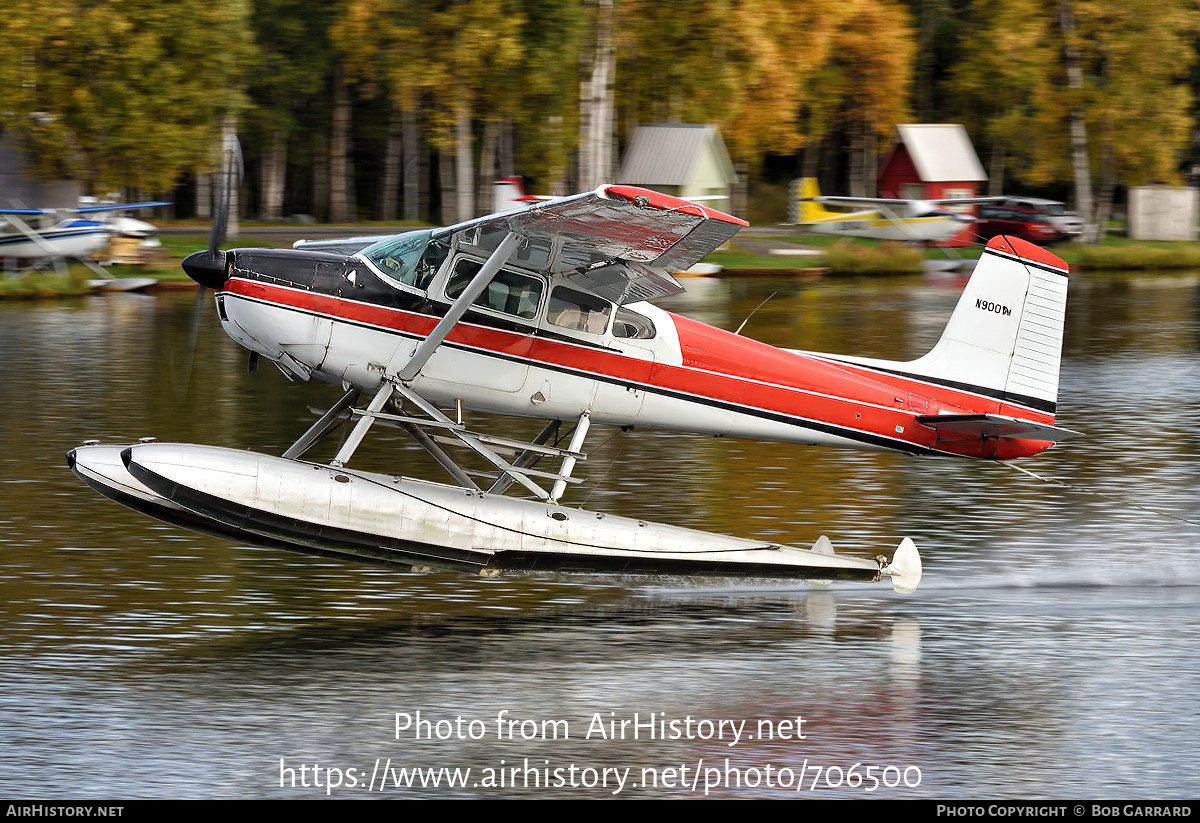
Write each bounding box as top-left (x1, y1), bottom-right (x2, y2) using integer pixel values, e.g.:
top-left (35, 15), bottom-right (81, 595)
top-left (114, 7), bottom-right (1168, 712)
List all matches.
top-left (68, 179), bottom-right (1076, 594)
top-left (794, 177), bottom-right (998, 244)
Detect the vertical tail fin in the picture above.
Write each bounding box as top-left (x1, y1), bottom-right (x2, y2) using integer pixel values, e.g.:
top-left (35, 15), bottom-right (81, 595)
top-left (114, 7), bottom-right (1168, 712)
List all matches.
top-left (905, 235), bottom-right (1069, 414)
top-left (795, 177), bottom-right (841, 224)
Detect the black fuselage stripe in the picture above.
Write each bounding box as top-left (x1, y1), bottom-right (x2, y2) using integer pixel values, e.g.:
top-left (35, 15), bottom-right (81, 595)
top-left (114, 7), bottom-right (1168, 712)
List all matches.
top-left (818, 359), bottom-right (1057, 415)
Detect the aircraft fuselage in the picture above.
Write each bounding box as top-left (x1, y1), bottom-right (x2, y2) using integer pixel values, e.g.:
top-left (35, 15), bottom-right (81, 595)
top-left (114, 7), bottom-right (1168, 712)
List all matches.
top-left (212, 244), bottom-right (1054, 461)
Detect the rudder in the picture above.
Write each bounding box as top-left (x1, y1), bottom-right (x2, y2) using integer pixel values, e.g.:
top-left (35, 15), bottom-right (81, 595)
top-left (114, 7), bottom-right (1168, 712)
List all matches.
top-left (904, 235), bottom-right (1069, 414)
top-left (795, 177), bottom-right (841, 224)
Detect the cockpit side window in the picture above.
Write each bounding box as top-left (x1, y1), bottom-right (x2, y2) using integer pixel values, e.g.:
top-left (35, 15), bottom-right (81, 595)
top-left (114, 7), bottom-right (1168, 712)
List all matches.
top-left (446, 259), bottom-right (543, 320)
top-left (360, 229), bottom-right (445, 290)
top-left (413, 241), bottom-right (448, 290)
top-left (548, 286), bottom-right (612, 334)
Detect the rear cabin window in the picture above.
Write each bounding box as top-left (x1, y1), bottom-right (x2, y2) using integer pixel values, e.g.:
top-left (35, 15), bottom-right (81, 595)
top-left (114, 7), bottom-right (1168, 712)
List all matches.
top-left (446, 259), bottom-right (543, 320)
top-left (612, 306), bottom-right (656, 339)
top-left (548, 286), bottom-right (611, 334)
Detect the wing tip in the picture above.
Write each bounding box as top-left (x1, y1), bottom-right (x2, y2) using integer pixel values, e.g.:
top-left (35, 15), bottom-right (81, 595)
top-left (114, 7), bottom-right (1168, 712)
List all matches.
top-left (600, 184), bottom-right (749, 227)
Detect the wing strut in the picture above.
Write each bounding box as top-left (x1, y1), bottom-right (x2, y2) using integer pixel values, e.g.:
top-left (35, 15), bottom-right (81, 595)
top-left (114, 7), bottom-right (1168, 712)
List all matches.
top-left (389, 382), bottom-right (551, 499)
top-left (487, 420), bottom-right (561, 495)
top-left (331, 381), bottom-right (394, 467)
top-left (550, 411), bottom-right (590, 503)
top-left (288, 384), bottom-right (586, 500)
top-left (283, 387), bottom-right (361, 459)
top-left (396, 231), bottom-right (521, 382)
top-left (398, 421), bottom-right (481, 490)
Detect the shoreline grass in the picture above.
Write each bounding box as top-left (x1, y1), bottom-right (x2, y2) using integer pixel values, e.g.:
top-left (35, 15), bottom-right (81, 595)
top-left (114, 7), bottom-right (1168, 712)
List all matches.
top-left (5, 229), bottom-right (1200, 298)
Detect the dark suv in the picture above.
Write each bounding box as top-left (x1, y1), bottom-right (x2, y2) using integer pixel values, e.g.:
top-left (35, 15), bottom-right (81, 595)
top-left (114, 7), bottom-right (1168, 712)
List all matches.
top-left (974, 205), bottom-right (1066, 245)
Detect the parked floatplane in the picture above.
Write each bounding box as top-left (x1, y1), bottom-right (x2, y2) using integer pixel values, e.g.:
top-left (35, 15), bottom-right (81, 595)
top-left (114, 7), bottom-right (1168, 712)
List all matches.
top-left (69, 175), bottom-right (1077, 593)
top-left (1, 201), bottom-right (167, 290)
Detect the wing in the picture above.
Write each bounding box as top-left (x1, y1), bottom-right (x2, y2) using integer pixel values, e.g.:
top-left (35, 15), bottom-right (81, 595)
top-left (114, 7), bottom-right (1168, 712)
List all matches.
top-left (813, 195), bottom-right (1003, 208)
top-left (71, 201), bottom-right (171, 214)
top-left (0, 202), bottom-right (170, 216)
top-left (812, 195), bottom-right (910, 207)
top-left (434, 185), bottom-right (747, 304)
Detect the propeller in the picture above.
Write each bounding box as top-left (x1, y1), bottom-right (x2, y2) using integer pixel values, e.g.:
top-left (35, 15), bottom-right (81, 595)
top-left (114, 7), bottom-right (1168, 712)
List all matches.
top-left (174, 132), bottom-right (243, 398)
top-left (182, 132), bottom-right (242, 289)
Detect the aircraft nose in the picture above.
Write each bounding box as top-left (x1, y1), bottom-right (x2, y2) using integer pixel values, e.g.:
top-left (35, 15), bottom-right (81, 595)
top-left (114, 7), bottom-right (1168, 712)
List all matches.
top-left (181, 249), bottom-right (229, 289)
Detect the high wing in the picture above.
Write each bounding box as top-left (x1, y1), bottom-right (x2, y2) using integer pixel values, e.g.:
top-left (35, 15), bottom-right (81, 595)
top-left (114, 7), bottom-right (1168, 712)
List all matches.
top-left (72, 201), bottom-right (171, 214)
top-left (812, 195), bottom-right (1004, 207)
top-left (439, 184), bottom-right (745, 303)
top-left (296, 185), bottom-right (745, 300)
top-left (0, 201), bottom-right (170, 216)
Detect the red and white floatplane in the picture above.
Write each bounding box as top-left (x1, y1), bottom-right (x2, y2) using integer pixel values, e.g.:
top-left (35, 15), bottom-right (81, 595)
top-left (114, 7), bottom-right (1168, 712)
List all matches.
top-left (69, 184), bottom-right (1078, 593)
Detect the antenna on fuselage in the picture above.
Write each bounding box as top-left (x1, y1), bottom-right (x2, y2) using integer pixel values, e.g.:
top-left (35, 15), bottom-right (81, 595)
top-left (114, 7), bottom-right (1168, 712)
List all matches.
top-left (734, 291), bottom-right (777, 336)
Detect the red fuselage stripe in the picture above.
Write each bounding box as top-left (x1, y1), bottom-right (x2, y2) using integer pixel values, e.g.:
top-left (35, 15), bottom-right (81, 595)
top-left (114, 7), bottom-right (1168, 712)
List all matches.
top-left (223, 278), bottom-right (1054, 459)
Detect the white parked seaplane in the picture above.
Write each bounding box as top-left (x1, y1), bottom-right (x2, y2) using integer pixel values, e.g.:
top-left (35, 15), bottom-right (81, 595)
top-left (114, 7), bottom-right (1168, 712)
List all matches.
top-left (0, 201), bottom-right (168, 260)
top-left (1, 201), bottom-right (168, 289)
top-left (68, 184), bottom-right (1077, 592)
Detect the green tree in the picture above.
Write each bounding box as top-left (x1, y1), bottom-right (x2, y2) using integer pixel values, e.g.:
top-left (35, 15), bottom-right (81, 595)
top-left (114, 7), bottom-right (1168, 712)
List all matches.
top-left (246, 0), bottom-right (341, 219)
top-left (0, 0), bottom-right (252, 195)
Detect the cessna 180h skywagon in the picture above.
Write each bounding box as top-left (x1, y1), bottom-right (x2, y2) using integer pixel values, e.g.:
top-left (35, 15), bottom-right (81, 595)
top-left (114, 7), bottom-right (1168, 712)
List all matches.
top-left (68, 181), bottom-right (1076, 594)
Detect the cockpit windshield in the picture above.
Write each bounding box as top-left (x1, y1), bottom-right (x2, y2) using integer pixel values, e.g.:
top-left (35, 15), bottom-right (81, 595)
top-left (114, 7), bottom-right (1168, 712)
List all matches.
top-left (359, 229), bottom-right (447, 290)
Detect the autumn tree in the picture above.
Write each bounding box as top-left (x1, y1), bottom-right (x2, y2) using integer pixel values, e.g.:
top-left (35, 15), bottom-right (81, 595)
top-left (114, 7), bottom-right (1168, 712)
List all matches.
top-left (952, 0), bottom-right (1199, 242)
top-left (815, 0), bottom-right (916, 197)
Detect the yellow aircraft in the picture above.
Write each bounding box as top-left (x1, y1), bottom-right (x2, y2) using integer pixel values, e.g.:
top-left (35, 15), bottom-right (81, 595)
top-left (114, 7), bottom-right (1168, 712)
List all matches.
top-left (794, 178), bottom-right (995, 244)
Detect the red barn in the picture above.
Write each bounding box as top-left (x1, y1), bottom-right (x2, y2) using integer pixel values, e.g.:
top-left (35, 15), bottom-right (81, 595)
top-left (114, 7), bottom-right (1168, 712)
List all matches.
top-left (877, 124), bottom-right (987, 244)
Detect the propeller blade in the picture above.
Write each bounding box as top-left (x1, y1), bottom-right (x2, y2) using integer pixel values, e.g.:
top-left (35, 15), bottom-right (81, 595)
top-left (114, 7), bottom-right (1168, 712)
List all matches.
top-left (170, 285), bottom-right (208, 400)
top-left (208, 133), bottom-right (243, 255)
top-left (182, 133), bottom-right (242, 290)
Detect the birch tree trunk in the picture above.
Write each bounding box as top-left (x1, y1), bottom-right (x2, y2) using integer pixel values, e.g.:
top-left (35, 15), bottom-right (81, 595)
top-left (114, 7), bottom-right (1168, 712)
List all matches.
top-left (477, 120), bottom-right (497, 216)
top-left (329, 71), bottom-right (352, 223)
top-left (454, 100), bottom-right (474, 222)
top-left (864, 129), bottom-right (878, 198)
top-left (312, 134), bottom-right (329, 222)
top-left (848, 125), bottom-right (866, 197)
top-left (195, 172), bottom-right (211, 219)
top-left (1058, 0), bottom-right (1097, 243)
top-left (403, 110), bottom-right (419, 223)
top-left (1095, 142), bottom-right (1115, 243)
top-left (222, 119), bottom-right (239, 241)
top-left (498, 117), bottom-right (515, 178)
top-left (439, 149), bottom-right (457, 226)
top-left (377, 109), bottom-right (402, 222)
top-left (577, 0), bottom-right (614, 190)
top-left (260, 131), bottom-right (287, 221)
top-left (988, 144), bottom-right (1006, 196)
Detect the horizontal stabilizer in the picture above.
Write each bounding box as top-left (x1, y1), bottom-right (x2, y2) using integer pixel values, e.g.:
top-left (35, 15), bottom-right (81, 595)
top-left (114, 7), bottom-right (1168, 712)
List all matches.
top-left (915, 414), bottom-right (1081, 442)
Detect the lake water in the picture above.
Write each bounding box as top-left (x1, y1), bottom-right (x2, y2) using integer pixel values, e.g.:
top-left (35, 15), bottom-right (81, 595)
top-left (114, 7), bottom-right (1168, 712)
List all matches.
top-left (1, 270), bottom-right (1198, 799)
